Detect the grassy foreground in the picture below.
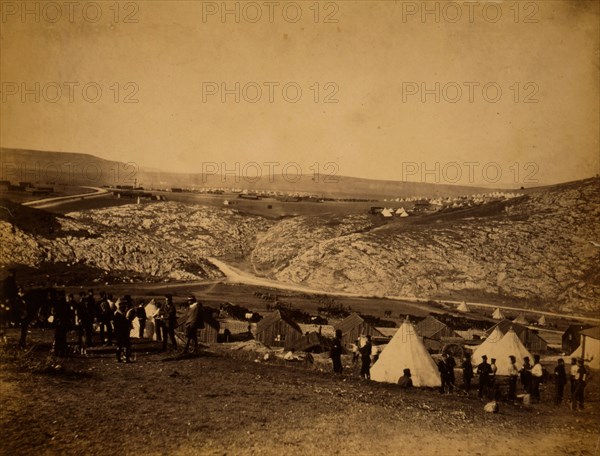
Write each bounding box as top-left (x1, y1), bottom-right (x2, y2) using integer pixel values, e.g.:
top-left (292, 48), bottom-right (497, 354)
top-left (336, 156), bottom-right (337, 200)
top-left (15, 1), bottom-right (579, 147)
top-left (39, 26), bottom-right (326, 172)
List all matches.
top-left (1, 328), bottom-right (598, 456)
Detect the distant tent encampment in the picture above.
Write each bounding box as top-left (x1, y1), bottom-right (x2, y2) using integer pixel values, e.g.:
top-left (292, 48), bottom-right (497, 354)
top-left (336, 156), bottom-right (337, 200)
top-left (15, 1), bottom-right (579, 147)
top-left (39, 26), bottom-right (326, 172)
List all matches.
top-left (492, 308), bottom-right (505, 320)
top-left (381, 208), bottom-right (393, 218)
top-left (395, 207), bottom-right (409, 217)
top-left (471, 328), bottom-right (533, 375)
top-left (513, 313), bottom-right (529, 325)
top-left (370, 320), bottom-right (441, 387)
top-left (457, 302), bottom-right (470, 313)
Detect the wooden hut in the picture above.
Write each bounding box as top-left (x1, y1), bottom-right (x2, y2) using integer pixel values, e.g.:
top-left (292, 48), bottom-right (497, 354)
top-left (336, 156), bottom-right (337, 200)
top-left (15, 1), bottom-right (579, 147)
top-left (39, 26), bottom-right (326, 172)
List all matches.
top-left (198, 309), bottom-right (220, 344)
top-left (254, 310), bottom-right (302, 348)
top-left (415, 315), bottom-right (461, 352)
top-left (333, 313), bottom-right (383, 349)
top-left (562, 324), bottom-right (594, 355)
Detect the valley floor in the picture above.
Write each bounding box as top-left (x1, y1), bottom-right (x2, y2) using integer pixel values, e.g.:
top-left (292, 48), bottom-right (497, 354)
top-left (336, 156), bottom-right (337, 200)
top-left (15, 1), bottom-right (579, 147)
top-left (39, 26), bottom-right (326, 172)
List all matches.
top-left (1, 329), bottom-right (599, 456)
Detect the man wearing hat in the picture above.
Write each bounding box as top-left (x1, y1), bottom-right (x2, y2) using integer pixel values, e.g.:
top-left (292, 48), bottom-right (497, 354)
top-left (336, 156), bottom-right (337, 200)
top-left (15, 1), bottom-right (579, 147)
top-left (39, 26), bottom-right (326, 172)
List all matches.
top-left (476, 355), bottom-right (492, 399)
top-left (113, 300), bottom-right (132, 363)
top-left (182, 295), bottom-right (204, 354)
top-left (161, 295), bottom-right (178, 351)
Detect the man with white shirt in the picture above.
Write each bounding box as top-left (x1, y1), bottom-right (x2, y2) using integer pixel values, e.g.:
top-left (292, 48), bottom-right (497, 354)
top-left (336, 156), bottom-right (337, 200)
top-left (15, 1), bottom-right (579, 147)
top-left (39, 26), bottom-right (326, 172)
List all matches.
top-left (531, 354), bottom-right (544, 403)
top-left (569, 357), bottom-right (579, 406)
top-left (572, 358), bottom-right (587, 411)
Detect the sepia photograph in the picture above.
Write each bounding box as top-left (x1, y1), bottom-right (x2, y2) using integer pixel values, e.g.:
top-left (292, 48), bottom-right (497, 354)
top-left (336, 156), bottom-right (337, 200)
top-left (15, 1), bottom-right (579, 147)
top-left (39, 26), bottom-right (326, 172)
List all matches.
top-left (0, 0), bottom-right (599, 454)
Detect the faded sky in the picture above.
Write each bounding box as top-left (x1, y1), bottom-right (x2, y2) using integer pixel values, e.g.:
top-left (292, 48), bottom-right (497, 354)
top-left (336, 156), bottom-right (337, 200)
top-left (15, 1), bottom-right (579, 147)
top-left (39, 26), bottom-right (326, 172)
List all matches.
top-left (1, 0), bottom-right (598, 187)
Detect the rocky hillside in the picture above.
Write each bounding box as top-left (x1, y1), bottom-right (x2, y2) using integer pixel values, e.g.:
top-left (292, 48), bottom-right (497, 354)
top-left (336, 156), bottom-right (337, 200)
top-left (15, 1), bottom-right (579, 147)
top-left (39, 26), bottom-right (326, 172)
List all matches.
top-left (0, 202), bottom-right (271, 282)
top-left (1, 178), bottom-right (599, 312)
top-left (255, 179), bottom-right (600, 313)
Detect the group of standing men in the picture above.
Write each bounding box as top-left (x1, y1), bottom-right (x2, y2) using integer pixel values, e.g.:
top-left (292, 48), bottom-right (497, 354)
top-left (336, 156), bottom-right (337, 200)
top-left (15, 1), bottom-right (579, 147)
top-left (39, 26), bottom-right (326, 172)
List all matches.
top-left (463, 353), bottom-right (588, 409)
top-left (328, 328), bottom-right (589, 410)
top-left (1, 272), bottom-right (206, 364)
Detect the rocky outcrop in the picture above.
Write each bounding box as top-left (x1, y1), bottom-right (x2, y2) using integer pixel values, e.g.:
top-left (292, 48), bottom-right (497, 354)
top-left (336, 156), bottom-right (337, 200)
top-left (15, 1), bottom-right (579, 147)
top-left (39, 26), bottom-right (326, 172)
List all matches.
top-left (1, 203), bottom-right (271, 282)
top-left (256, 179), bottom-right (600, 312)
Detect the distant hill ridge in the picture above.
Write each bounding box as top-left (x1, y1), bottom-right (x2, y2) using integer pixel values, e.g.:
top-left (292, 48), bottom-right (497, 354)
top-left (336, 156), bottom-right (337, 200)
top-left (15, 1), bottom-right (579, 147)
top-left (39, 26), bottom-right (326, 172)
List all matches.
top-left (2, 147), bottom-right (516, 199)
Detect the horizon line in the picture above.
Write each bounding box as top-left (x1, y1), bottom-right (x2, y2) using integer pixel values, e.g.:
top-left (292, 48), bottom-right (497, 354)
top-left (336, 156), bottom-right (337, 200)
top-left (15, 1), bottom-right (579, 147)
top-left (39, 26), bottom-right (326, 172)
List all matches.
top-left (1, 145), bottom-right (596, 190)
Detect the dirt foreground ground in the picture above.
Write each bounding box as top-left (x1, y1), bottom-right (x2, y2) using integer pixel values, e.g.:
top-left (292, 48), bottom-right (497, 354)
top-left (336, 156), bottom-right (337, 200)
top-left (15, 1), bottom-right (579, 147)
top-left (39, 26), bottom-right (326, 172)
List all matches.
top-left (1, 329), bottom-right (599, 456)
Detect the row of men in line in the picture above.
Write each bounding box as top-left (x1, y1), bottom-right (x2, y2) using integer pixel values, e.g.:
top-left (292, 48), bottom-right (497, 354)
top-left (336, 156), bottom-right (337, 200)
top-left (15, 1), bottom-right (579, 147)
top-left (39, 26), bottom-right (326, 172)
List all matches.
top-left (331, 331), bottom-right (587, 409)
top-left (460, 353), bottom-right (587, 409)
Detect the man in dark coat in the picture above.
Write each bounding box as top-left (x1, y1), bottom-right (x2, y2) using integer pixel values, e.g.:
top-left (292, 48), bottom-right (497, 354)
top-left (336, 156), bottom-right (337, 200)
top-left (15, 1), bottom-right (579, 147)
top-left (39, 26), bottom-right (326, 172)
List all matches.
top-left (461, 353), bottom-right (473, 392)
top-left (161, 295), bottom-right (178, 351)
top-left (508, 355), bottom-right (519, 401)
top-left (360, 335), bottom-right (372, 379)
top-left (1, 268), bottom-right (18, 325)
top-left (182, 295), bottom-right (204, 354)
top-left (330, 329), bottom-right (343, 374)
top-left (445, 353), bottom-right (456, 393)
top-left (51, 291), bottom-right (71, 357)
top-left (113, 301), bottom-right (131, 363)
top-left (97, 292), bottom-right (113, 345)
top-left (135, 300), bottom-right (147, 339)
top-left (16, 287), bottom-right (28, 348)
top-left (554, 358), bottom-right (567, 406)
top-left (438, 358), bottom-right (449, 394)
top-left (398, 368), bottom-right (413, 388)
top-left (79, 292), bottom-right (93, 347)
top-left (520, 356), bottom-right (532, 394)
top-left (477, 355), bottom-right (492, 399)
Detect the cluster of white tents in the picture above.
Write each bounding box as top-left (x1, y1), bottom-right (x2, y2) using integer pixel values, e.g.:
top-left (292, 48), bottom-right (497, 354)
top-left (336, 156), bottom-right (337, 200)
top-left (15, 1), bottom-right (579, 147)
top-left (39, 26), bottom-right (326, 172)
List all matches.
top-left (369, 318), bottom-right (538, 387)
top-left (461, 303), bottom-right (549, 327)
top-left (381, 207), bottom-right (410, 218)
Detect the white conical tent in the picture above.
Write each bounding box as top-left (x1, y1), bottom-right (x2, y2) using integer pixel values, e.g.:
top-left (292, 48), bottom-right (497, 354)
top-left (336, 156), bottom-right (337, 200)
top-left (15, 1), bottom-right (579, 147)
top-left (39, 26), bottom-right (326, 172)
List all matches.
top-left (513, 313), bottom-right (529, 325)
top-left (492, 308), bottom-right (505, 320)
top-left (457, 302), bottom-right (470, 313)
top-left (370, 320), bottom-right (441, 387)
top-left (472, 328), bottom-right (533, 375)
top-left (537, 315), bottom-right (547, 326)
top-left (570, 327), bottom-right (600, 370)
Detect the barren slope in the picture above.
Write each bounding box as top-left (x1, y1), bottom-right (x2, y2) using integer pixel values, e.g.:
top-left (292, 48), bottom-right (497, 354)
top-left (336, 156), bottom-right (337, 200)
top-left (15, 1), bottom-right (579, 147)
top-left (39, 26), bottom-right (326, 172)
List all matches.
top-left (253, 179), bottom-right (600, 312)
